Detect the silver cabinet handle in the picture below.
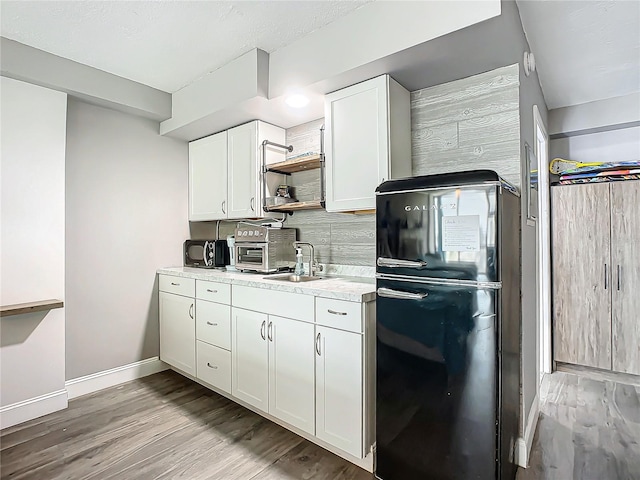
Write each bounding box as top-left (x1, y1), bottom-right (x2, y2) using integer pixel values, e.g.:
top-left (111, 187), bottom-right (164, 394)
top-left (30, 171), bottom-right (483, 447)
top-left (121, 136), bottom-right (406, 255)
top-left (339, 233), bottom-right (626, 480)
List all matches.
top-left (222, 200), bottom-right (226, 214)
top-left (206, 289), bottom-right (217, 293)
top-left (617, 265), bottom-right (621, 291)
top-left (206, 362), bottom-right (218, 369)
top-left (327, 309), bottom-right (347, 316)
top-left (171, 282), bottom-right (180, 286)
top-left (206, 321), bottom-right (218, 326)
top-left (268, 321), bottom-right (273, 341)
top-left (377, 257), bottom-right (428, 269)
top-left (377, 287), bottom-right (428, 300)
top-left (260, 320), bottom-right (266, 340)
top-left (315, 333), bottom-right (321, 356)
top-left (189, 304), bottom-right (194, 319)
top-left (250, 197), bottom-right (255, 212)
top-left (604, 263), bottom-right (608, 290)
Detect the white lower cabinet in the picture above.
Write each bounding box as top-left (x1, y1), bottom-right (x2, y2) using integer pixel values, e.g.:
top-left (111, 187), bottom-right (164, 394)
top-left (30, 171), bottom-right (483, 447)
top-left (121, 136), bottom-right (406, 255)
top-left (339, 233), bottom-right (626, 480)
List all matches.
top-left (196, 299), bottom-right (231, 350)
top-left (231, 307), bottom-right (269, 412)
top-left (315, 325), bottom-right (363, 458)
top-left (159, 292), bottom-right (195, 375)
top-left (232, 309), bottom-right (316, 435)
top-left (159, 273), bottom-right (373, 467)
top-left (196, 341), bottom-right (231, 394)
top-left (268, 315), bottom-right (315, 435)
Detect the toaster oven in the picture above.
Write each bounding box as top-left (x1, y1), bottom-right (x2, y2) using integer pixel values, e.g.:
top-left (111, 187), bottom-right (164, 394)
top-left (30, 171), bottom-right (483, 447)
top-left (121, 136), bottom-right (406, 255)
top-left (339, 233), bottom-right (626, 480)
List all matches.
top-left (234, 225), bottom-right (296, 273)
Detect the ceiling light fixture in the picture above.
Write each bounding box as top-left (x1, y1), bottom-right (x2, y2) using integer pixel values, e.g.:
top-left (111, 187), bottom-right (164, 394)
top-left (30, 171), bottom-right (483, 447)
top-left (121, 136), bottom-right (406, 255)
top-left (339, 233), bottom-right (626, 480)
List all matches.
top-left (285, 94), bottom-right (310, 108)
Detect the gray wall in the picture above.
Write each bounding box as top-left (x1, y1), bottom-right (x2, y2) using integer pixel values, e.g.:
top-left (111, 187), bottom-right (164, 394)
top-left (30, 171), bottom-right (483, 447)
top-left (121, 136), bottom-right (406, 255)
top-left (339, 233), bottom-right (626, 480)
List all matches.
top-left (518, 49), bottom-right (549, 432)
top-left (65, 98), bottom-right (189, 380)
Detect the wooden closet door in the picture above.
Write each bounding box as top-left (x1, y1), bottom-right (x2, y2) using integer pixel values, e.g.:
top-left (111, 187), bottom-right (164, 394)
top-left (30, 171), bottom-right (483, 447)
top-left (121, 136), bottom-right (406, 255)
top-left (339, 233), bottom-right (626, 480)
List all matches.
top-left (552, 183), bottom-right (611, 369)
top-left (610, 181), bottom-right (640, 375)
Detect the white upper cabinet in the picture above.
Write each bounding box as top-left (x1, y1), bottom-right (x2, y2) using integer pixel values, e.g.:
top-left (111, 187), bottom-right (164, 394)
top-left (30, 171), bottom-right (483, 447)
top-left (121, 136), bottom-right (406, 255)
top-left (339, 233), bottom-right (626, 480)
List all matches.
top-left (227, 122), bottom-right (257, 218)
top-left (188, 121), bottom-right (285, 221)
top-left (324, 75), bottom-right (411, 212)
top-left (189, 131), bottom-right (227, 221)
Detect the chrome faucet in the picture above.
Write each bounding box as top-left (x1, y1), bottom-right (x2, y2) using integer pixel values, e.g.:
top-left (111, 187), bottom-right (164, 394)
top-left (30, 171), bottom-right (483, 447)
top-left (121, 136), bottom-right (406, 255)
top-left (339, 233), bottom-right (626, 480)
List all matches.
top-left (293, 241), bottom-right (323, 276)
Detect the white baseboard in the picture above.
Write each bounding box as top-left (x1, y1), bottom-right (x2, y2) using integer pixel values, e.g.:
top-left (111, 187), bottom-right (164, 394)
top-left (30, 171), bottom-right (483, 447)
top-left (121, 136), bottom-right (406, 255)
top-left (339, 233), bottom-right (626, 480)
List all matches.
top-left (0, 389), bottom-right (68, 430)
top-left (515, 393), bottom-right (540, 468)
top-left (65, 357), bottom-right (169, 400)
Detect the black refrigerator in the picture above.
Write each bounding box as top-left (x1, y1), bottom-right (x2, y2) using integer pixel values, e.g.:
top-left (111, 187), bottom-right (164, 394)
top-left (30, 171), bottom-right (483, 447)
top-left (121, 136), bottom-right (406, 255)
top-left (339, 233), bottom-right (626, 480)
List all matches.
top-left (375, 170), bottom-right (521, 480)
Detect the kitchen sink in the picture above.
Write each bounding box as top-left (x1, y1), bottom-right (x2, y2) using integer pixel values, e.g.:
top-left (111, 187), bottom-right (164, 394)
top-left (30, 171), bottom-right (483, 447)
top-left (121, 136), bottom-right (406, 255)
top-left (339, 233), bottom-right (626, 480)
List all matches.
top-left (263, 274), bottom-right (325, 283)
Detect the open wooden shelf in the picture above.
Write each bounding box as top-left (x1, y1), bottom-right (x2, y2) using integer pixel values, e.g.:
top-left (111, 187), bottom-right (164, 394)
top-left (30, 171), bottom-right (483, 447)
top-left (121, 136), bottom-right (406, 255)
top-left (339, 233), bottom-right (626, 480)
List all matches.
top-left (1, 299), bottom-right (64, 317)
top-left (266, 154), bottom-right (322, 175)
top-left (265, 200), bottom-right (324, 213)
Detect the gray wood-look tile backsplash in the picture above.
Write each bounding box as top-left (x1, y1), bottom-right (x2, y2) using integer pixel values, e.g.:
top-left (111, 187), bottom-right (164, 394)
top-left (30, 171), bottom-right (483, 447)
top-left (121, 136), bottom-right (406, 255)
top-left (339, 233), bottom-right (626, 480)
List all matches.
top-left (191, 65), bottom-right (521, 267)
top-left (411, 64), bottom-right (521, 187)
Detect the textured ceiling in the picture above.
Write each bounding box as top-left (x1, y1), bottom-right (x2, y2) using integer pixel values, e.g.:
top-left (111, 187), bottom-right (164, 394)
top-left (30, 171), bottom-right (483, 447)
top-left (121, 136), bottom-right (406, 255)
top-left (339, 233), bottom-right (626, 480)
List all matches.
top-left (0, 0), bottom-right (369, 93)
top-left (516, 0), bottom-right (640, 109)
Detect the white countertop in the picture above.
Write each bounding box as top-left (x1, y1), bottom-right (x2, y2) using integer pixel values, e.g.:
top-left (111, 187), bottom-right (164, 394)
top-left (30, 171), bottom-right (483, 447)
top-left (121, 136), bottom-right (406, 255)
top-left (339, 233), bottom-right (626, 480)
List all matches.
top-left (157, 267), bottom-right (376, 303)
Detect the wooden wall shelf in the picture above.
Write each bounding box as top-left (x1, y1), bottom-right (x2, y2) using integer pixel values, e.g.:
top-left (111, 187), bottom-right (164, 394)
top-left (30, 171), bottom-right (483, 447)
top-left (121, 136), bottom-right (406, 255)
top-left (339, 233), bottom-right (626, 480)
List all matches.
top-left (1, 299), bottom-right (64, 317)
top-left (266, 154), bottom-right (322, 175)
top-left (265, 200), bottom-right (324, 213)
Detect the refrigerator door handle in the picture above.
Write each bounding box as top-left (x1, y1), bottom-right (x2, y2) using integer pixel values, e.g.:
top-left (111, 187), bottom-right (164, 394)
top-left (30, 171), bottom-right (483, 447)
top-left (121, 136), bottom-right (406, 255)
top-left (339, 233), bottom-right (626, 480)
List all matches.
top-left (377, 257), bottom-right (428, 269)
top-left (377, 287), bottom-right (428, 300)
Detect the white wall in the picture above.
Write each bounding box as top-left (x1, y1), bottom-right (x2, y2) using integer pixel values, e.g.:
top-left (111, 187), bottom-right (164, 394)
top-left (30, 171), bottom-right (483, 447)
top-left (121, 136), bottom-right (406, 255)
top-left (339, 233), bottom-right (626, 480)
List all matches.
top-left (0, 77), bottom-right (68, 427)
top-left (1, 37), bottom-right (171, 122)
top-left (550, 126), bottom-right (640, 164)
top-left (65, 98), bottom-right (189, 380)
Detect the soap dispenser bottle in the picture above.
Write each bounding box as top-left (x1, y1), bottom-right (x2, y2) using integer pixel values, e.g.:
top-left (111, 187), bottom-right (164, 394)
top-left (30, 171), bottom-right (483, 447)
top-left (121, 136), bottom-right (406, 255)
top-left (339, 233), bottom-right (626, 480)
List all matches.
top-left (294, 248), bottom-right (305, 275)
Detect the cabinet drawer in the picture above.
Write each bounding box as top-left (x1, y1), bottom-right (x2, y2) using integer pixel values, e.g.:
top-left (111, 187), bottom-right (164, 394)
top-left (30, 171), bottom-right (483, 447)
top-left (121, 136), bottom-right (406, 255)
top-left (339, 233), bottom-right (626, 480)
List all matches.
top-left (233, 285), bottom-right (314, 323)
top-left (196, 341), bottom-right (231, 394)
top-left (196, 299), bottom-right (231, 350)
top-left (159, 275), bottom-right (195, 297)
top-left (316, 298), bottom-right (363, 333)
top-left (196, 280), bottom-right (231, 304)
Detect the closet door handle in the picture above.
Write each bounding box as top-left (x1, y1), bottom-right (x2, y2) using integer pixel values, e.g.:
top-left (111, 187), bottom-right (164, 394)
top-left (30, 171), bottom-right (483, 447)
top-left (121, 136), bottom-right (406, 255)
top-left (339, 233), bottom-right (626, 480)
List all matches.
top-left (268, 321), bottom-right (273, 341)
top-left (221, 200), bottom-right (226, 214)
top-left (617, 265), bottom-right (621, 291)
top-left (250, 197), bottom-right (255, 212)
top-left (315, 333), bottom-right (321, 356)
top-left (189, 304), bottom-right (194, 319)
top-left (260, 320), bottom-right (266, 340)
top-left (604, 264), bottom-right (608, 290)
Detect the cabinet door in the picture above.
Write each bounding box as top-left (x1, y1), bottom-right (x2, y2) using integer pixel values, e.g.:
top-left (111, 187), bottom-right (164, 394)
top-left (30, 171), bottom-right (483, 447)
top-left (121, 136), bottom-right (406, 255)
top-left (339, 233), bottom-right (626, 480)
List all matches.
top-left (231, 307), bottom-right (269, 412)
top-left (268, 316), bottom-right (315, 435)
top-left (159, 292), bottom-right (195, 375)
top-left (325, 76), bottom-right (389, 212)
top-left (610, 181), bottom-right (640, 375)
top-left (227, 122), bottom-right (257, 218)
top-left (551, 184), bottom-right (612, 369)
top-left (189, 131), bottom-right (227, 221)
top-left (315, 326), bottom-right (363, 458)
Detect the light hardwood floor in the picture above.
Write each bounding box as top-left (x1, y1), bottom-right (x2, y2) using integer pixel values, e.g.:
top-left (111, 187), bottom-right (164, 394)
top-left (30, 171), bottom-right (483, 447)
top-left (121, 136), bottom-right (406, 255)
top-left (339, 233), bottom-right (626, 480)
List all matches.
top-left (0, 371), bottom-right (371, 480)
top-left (517, 371), bottom-right (640, 480)
top-left (3, 370), bottom-right (638, 479)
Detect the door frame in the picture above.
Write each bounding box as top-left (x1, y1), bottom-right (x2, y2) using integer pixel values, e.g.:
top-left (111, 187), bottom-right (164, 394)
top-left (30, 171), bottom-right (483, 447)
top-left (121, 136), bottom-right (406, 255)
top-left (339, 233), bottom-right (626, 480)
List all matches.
top-left (533, 105), bottom-right (552, 378)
